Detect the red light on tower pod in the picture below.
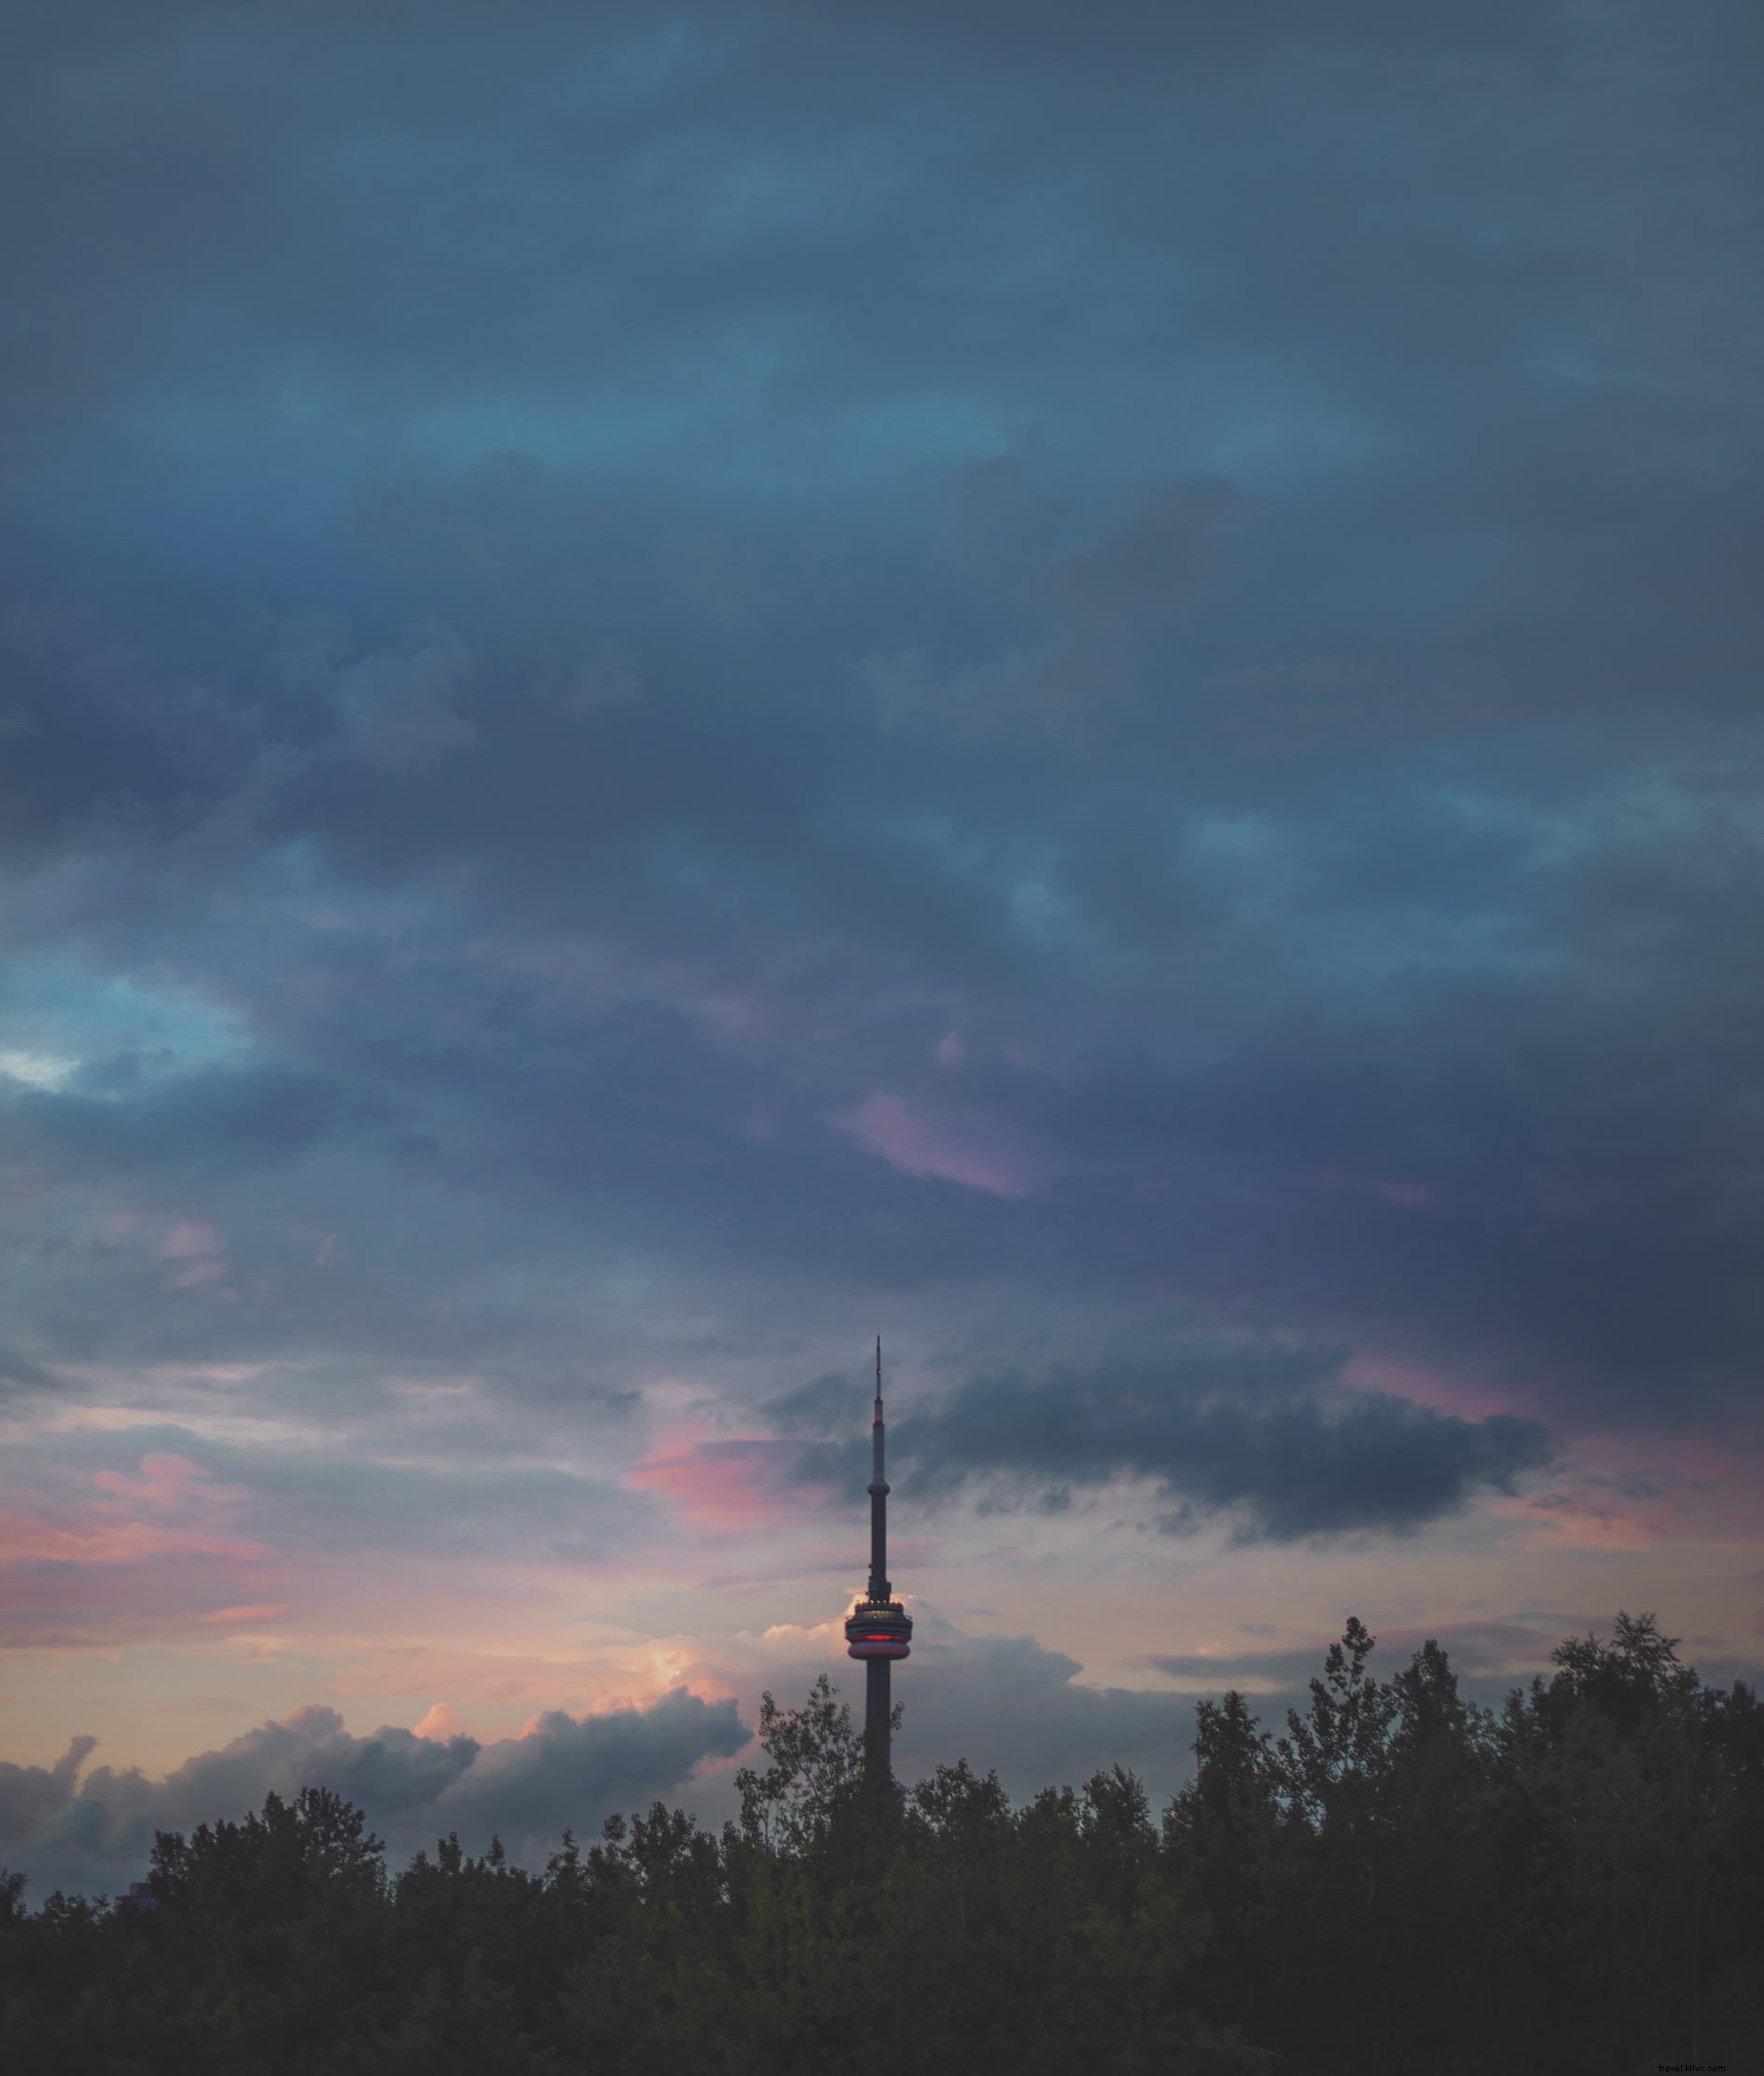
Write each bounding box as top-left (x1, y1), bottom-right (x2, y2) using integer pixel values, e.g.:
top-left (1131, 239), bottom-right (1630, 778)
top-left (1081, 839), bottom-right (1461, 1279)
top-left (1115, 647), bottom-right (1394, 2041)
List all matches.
top-left (841, 1336), bottom-right (912, 1771)
top-left (846, 1607), bottom-right (912, 1660)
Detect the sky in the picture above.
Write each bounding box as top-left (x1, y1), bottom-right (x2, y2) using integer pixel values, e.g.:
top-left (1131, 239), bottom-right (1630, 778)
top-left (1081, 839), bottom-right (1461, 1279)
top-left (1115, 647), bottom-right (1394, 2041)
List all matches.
top-left (4, 0), bottom-right (1763, 1896)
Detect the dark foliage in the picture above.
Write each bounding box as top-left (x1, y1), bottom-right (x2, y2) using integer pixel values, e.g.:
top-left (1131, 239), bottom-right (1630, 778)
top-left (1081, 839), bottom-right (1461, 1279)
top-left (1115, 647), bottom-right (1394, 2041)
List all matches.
top-left (3, 1619), bottom-right (1759, 2072)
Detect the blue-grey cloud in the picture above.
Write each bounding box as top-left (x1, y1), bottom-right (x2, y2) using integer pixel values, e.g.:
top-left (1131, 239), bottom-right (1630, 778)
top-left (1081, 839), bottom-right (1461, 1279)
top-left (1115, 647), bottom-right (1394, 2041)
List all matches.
top-left (1137, 1618), bottom-right (1571, 1690)
top-left (0, 1691), bottom-right (748, 1902)
top-left (860, 1363), bottom-right (1555, 1541)
top-left (1, 0), bottom-right (1760, 1661)
top-left (892, 1623), bottom-right (1201, 1810)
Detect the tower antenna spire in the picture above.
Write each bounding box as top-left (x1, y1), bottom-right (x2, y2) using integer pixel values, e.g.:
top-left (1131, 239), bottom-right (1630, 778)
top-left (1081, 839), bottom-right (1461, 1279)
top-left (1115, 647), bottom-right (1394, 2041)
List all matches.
top-left (845, 1334), bottom-right (911, 1779)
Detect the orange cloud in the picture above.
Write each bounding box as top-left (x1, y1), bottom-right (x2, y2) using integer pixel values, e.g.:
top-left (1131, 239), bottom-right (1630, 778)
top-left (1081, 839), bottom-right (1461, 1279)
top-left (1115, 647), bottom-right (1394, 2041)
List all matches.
top-left (411, 1701), bottom-right (470, 1742)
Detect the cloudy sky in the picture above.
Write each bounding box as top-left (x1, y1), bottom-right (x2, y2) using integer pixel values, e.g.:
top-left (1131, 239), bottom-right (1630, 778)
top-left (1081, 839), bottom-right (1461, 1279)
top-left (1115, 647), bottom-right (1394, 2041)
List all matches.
top-left (5, 0), bottom-right (1763, 1894)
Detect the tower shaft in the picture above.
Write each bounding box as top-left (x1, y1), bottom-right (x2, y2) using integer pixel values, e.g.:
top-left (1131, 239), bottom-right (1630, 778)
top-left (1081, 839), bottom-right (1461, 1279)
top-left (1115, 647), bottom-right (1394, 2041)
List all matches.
top-left (868, 1340), bottom-right (889, 1599)
top-left (866, 1657), bottom-right (891, 1776)
top-left (845, 1334), bottom-right (910, 1780)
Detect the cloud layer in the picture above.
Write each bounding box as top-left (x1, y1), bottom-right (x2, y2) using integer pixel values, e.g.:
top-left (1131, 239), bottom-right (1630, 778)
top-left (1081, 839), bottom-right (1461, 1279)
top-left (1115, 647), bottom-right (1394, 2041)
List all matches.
top-left (887, 1364), bottom-right (1556, 1542)
top-left (4, 0), bottom-right (1761, 1834)
top-left (1, 1610), bottom-right (1230, 1899)
top-left (1, 1690), bottom-right (746, 1901)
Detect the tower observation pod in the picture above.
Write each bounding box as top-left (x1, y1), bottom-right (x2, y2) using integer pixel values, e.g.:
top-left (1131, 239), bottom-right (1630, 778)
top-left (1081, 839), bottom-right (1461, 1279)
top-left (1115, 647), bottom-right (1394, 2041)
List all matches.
top-left (844, 1335), bottom-right (911, 1779)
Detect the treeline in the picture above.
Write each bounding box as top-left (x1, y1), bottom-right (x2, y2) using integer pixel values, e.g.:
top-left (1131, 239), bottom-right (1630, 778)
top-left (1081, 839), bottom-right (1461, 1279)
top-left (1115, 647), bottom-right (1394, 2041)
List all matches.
top-left (3, 1614), bottom-right (1760, 2073)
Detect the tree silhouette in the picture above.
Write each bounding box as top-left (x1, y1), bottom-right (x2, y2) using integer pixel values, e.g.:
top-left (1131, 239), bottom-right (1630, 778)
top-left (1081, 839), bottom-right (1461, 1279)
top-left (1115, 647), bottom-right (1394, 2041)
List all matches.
top-left (2, 1617), bottom-right (1759, 2074)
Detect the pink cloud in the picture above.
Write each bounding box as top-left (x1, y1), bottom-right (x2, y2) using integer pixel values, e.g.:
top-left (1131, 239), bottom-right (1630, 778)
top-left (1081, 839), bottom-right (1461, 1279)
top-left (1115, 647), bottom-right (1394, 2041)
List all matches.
top-left (1342, 1355), bottom-right (1527, 1425)
top-left (831, 1091), bottom-right (1034, 1198)
top-left (935, 1028), bottom-right (966, 1067)
top-left (0, 1446), bottom-right (283, 1647)
top-left (626, 1436), bottom-right (830, 1533)
top-left (159, 1219), bottom-right (228, 1289)
top-left (94, 1453), bottom-right (199, 1510)
top-left (0, 1497), bottom-right (280, 1649)
top-left (1491, 1488), bottom-right (1665, 1553)
top-left (195, 1603), bottom-right (291, 1627)
top-left (92, 1453), bottom-right (251, 1512)
top-left (3, 1453), bottom-right (263, 1571)
top-left (1488, 1435), bottom-right (1764, 1554)
top-left (0, 1508), bottom-right (266, 1567)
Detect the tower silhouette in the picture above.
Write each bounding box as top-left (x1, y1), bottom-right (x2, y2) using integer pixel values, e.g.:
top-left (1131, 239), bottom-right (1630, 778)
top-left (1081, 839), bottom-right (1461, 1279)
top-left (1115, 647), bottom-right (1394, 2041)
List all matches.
top-left (843, 1335), bottom-right (911, 1778)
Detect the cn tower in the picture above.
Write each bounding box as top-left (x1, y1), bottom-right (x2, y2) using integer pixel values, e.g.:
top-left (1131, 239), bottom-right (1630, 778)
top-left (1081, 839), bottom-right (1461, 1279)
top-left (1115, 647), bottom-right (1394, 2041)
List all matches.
top-left (843, 1336), bottom-right (912, 1778)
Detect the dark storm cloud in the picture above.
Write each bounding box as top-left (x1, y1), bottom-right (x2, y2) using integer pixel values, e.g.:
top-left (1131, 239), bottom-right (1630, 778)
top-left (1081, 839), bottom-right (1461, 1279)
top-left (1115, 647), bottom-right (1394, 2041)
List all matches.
top-left (0, 1691), bottom-right (747, 1901)
top-left (2, 0), bottom-right (1761, 1524)
top-left (870, 1363), bottom-right (1554, 1542)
